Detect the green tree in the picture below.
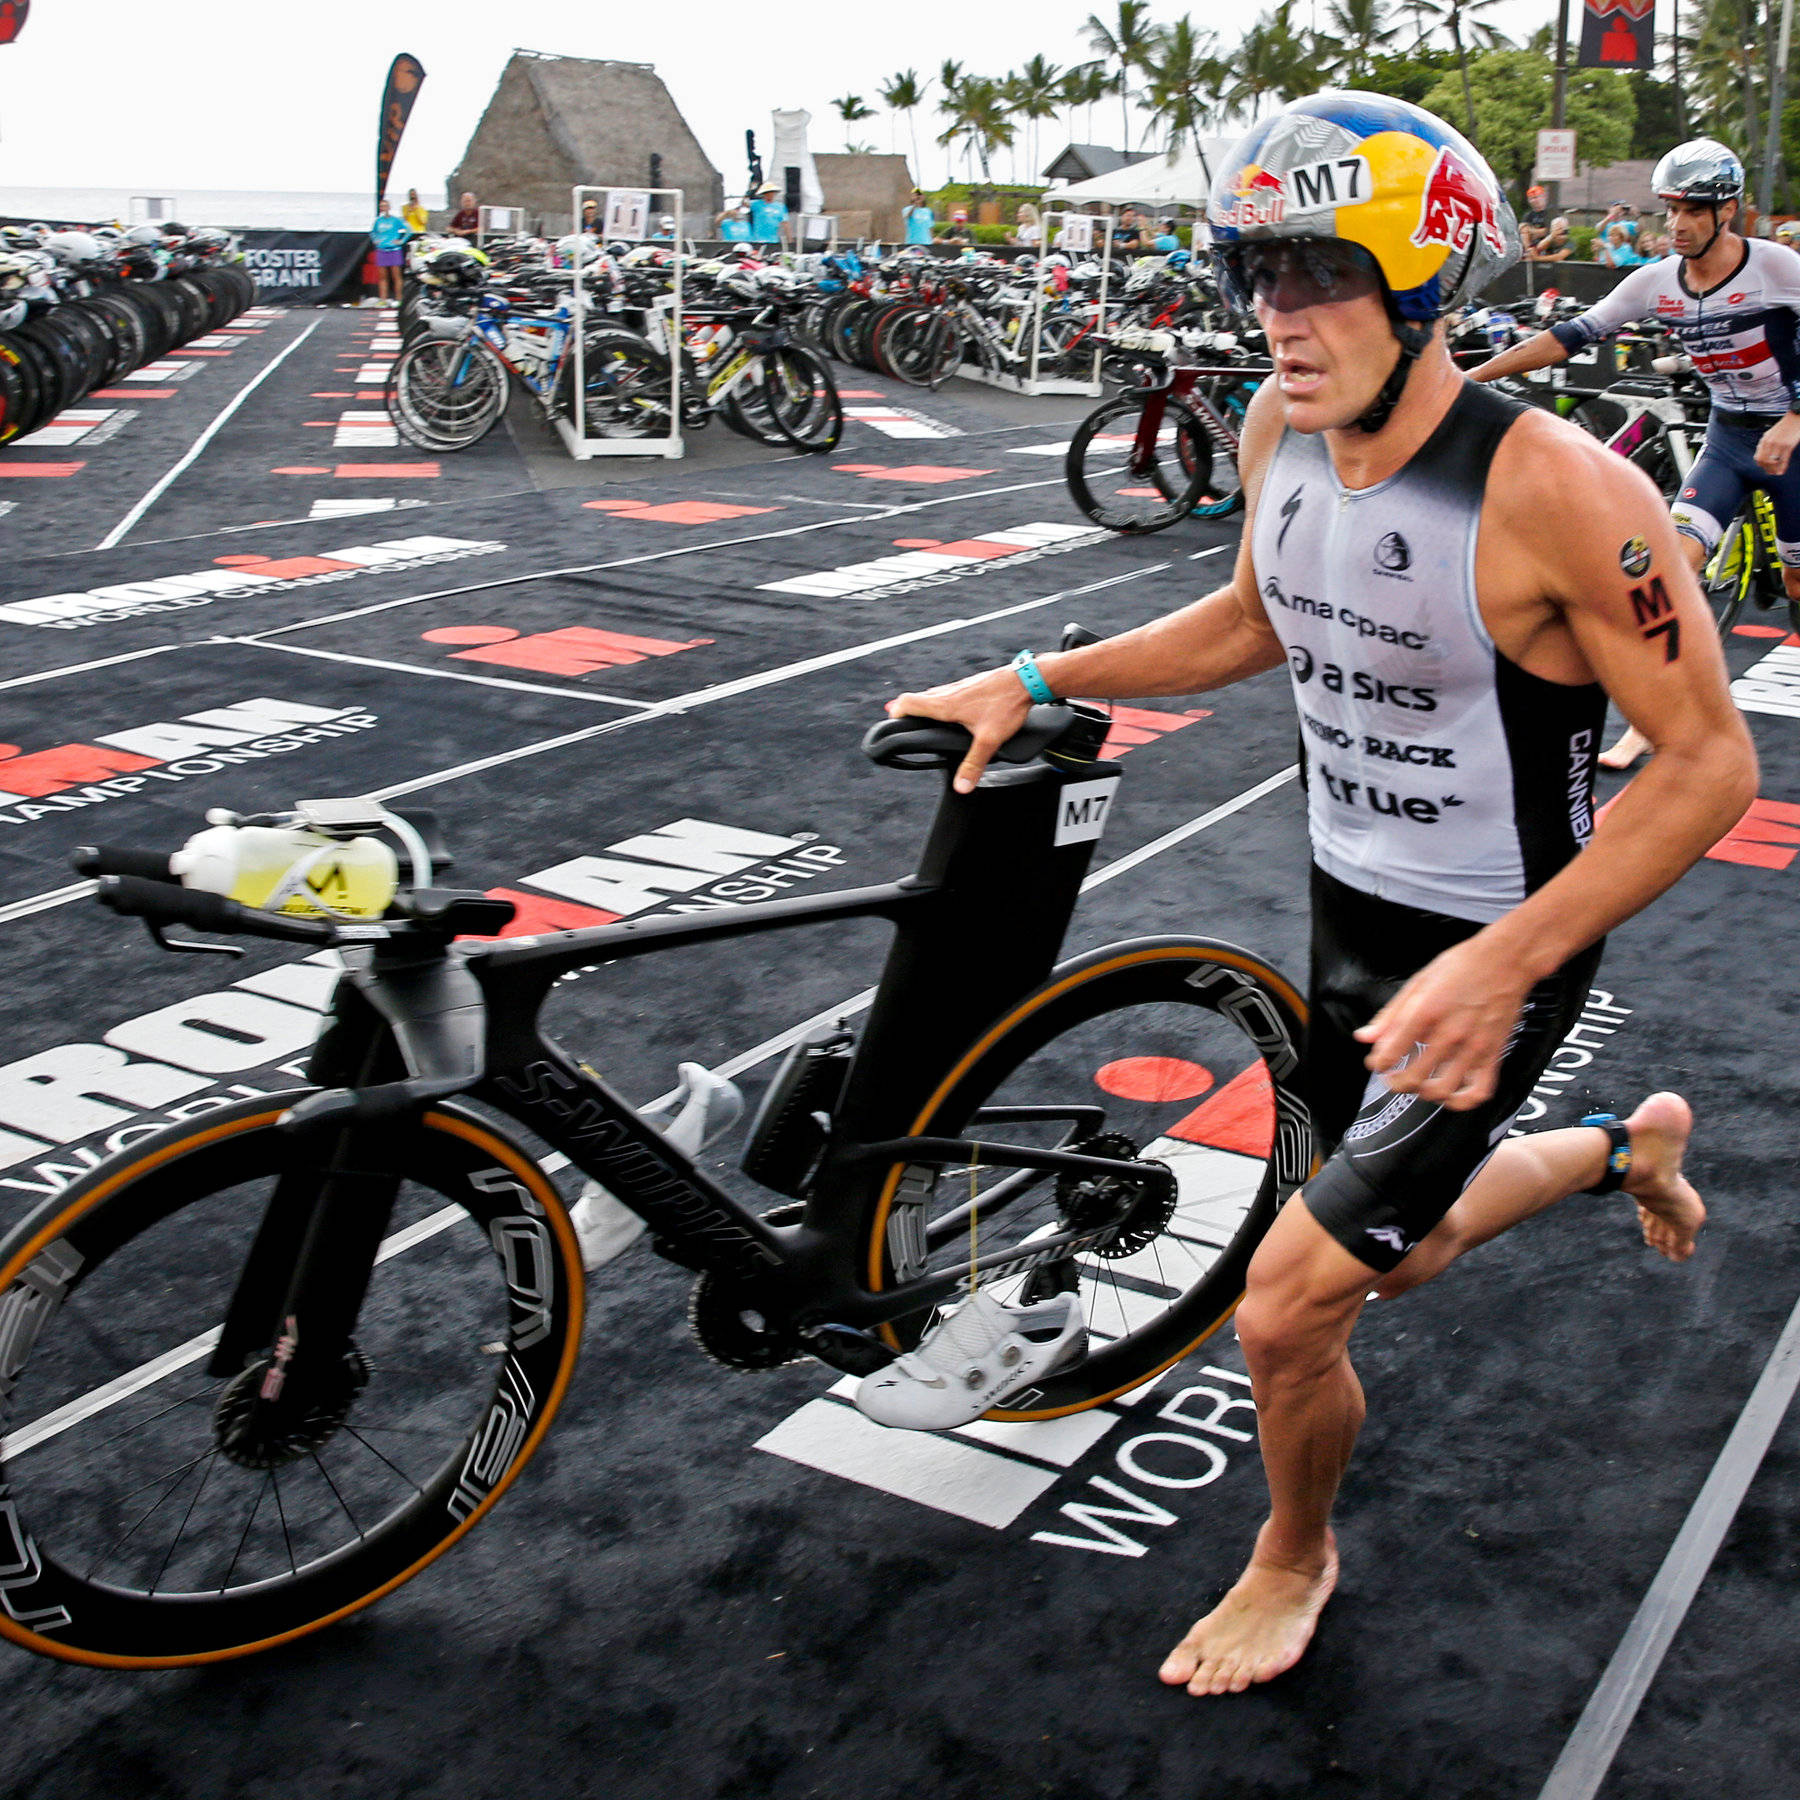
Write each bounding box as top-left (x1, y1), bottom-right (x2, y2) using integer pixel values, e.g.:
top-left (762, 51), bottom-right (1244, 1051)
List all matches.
top-left (937, 74), bottom-right (1017, 183)
top-left (1442, 0), bottom-right (1515, 140)
top-left (1323, 0), bottom-right (1401, 84)
top-left (1084, 0), bottom-right (1159, 147)
top-left (1420, 49), bottom-right (1634, 195)
top-left (1364, 43), bottom-right (1462, 105)
top-left (1060, 60), bottom-right (1116, 143)
top-left (1141, 17), bottom-right (1227, 157)
top-left (1229, 1), bottom-right (1329, 119)
top-left (832, 94), bottom-right (876, 153)
top-left (1009, 55), bottom-right (1065, 181)
top-left (880, 69), bottom-right (926, 177)
top-left (1627, 73), bottom-right (1681, 156)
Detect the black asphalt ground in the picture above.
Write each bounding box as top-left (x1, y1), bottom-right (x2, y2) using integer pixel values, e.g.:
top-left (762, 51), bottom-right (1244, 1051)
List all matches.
top-left (0, 305), bottom-right (1796, 1800)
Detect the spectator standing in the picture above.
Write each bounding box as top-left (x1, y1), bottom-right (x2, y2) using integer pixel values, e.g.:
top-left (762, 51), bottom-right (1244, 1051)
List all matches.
top-left (1775, 220), bottom-right (1800, 254)
top-left (581, 198), bottom-right (601, 235)
top-left (1152, 217), bottom-right (1182, 252)
top-left (368, 197), bottom-right (409, 306)
top-left (749, 181), bottom-right (789, 246)
top-left (1519, 183), bottom-right (1549, 251)
top-left (401, 187), bottom-right (429, 234)
top-left (718, 200), bottom-right (754, 242)
top-left (448, 192), bottom-right (480, 240)
top-left (944, 208), bottom-right (972, 245)
top-left (1012, 202), bottom-right (1041, 248)
top-left (1113, 205), bottom-right (1149, 253)
top-left (903, 191), bottom-right (936, 246)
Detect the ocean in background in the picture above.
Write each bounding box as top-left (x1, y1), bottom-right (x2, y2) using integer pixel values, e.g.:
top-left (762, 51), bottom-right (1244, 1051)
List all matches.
top-left (0, 187), bottom-right (447, 230)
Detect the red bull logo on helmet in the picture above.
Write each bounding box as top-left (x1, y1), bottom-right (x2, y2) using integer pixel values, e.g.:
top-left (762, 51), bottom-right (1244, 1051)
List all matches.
top-left (1221, 163), bottom-right (1287, 228)
top-left (1411, 147), bottom-right (1505, 258)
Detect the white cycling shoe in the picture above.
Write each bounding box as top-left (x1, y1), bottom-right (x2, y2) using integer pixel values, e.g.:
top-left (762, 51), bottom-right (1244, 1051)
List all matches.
top-left (854, 1289), bottom-right (1087, 1431)
top-left (569, 1063), bottom-right (743, 1271)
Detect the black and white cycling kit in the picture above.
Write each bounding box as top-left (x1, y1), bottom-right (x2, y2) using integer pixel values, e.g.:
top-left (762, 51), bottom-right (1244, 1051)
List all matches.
top-left (1252, 381), bottom-right (1609, 1272)
top-left (1551, 237), bottom-right (1800, 561)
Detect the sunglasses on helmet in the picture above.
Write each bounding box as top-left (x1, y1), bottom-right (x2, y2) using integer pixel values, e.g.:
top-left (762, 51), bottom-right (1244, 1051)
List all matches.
top-left (1213, 239), bottom-right (1383, 313)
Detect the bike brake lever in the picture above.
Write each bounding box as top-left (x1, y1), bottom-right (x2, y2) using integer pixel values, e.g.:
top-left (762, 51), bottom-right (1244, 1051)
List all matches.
top-left (143, 918), bottom-right (244, 959)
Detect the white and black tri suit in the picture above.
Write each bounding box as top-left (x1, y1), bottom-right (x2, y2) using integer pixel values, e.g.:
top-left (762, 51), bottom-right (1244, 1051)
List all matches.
top-left (1551, 238), bottom-right (1800, 562)
top-left (1254, 381), bottom-right (1607, 1273)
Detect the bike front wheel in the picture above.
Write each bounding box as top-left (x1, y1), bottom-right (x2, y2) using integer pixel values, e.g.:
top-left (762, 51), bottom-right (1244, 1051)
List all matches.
top-left (0, 1095), bottom-right (583, 1668)
top-left (861, 938), bottom-right (1313, 1419)
top-left (386, 336), bottom-right (508, 451)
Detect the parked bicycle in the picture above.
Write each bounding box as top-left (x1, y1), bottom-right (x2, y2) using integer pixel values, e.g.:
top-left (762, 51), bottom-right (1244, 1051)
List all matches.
top-left (1065, 346), bottom-right (1264, 533)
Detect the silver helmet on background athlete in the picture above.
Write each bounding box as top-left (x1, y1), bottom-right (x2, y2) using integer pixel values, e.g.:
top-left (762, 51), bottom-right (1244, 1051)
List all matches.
top-left (1652, 139), bottom-right (1743, 261)
top-left (1651, 138), bottom-right (1745, 206)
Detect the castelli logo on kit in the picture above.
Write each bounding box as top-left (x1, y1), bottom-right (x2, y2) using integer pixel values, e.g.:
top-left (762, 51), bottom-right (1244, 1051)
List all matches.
top-left (1411, 148), bottom-right (1506, 258)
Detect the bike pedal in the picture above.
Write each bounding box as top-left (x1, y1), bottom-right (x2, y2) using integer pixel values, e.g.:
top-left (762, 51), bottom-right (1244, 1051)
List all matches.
top-left (799, 1322), bottom-right (896, 1376)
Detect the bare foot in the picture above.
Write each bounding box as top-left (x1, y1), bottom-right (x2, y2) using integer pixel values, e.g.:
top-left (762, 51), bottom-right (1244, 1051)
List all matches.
top-left (1598, 725), bottom-right (1652, 771)
top-left (1619, 1091), bottom-right (1706, 1262)
top-left (1159, 1526), bottom-right (1338, 1696)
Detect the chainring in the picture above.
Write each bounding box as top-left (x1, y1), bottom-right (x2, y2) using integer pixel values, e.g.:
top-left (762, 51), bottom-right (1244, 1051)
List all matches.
top-left (686, 1203), bottom-right (806, 1372)
top-left (1057, 1131), bottom-right (1179, 1258)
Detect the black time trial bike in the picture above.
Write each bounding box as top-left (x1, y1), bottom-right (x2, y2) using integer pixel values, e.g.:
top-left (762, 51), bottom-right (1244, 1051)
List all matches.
top-left (0, 695), bottom-right (1309, 1669)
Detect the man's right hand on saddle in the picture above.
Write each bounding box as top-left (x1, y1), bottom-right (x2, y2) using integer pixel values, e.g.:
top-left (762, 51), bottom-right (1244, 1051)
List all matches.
top-left (887, 667), bottom-right (1035, 794)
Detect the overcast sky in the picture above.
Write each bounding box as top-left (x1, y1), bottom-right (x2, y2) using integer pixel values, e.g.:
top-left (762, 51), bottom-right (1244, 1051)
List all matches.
top-left (0, 0), bottom-right (1555, 201)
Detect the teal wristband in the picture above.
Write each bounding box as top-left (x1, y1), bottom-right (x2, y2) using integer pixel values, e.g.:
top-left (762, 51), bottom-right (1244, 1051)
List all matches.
top-left (1010, 650), bottom-right (1056, 704)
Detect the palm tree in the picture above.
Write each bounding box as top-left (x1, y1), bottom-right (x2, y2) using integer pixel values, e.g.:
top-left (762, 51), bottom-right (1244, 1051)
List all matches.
top-left (832, 94), bottom-right (876, 152)
top-left (1060, 60), bottom-right (1114, 144)
top-left (1009, 54), bottom-right (1064, 180)
top-left (938, 59), bottom-right (967, 184)
top-left (1441, 0), bottom-right (1512, 140)
top-left (880, 69), bottom-right (927, 179)
top-left (1084, 0), bottom-right (1158, 148)
top-left (937, 74), bottom-right (1017, 184)
top-left (1401, 0), bottom-right (1446, 49)
top-left (1225, 2), bottom-right (1329, 121)
top-left (1323, 0), bottom-right (1399, 82)
top-left (1141, 18), bottom-right (1226, 166)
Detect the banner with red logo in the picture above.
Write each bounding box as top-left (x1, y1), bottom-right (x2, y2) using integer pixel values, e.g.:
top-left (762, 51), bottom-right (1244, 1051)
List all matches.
top-left (0, 0), bottom-right (30, 45)
top-left (375, 52), bottom-right (427, 208)
top-left (1577, 0), bottom-right (1654, 70)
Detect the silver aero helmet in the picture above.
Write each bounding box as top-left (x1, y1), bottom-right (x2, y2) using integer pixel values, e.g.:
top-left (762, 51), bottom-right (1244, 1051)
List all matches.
top-left (1651, 139), bottom-right (1744, 206)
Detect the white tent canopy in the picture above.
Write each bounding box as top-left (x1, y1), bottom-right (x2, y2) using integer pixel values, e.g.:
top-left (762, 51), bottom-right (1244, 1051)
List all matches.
top-left (1042, 139), bottom-right (1235, 210)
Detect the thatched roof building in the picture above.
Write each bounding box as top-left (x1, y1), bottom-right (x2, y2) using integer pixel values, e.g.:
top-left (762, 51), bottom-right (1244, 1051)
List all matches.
top-left (447, 51), bottom-right (723, 232)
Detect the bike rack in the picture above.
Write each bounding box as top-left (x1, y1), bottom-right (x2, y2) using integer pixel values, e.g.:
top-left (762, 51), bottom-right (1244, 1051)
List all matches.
top-left (558, 184), bottom-right (685, 462)
top-left (957, 210), bottom-right (1113, 399)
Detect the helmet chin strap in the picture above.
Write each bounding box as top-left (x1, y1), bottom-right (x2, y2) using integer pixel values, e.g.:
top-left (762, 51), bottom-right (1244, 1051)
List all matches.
top-left (1678, 201), bottom-right (1725, 261)
top-left (1354, 316), bottom-right (1432, 434)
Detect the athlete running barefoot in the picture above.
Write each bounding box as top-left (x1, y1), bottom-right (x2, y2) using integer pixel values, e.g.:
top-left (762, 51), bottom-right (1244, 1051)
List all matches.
top-left (887, 93), bottom-right (1756, 1697)
top-left (1470, 139), bottom-right (1800, 770)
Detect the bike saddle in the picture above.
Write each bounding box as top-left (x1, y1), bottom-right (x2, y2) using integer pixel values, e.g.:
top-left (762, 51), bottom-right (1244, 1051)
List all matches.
top-left (861, 702), bottom-right (1110, 773)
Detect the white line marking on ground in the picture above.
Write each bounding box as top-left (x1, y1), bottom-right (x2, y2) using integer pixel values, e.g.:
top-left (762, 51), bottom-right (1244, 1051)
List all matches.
top-left (0, 560), bottom-right (1174, 925)
top-left (241, 476), bottom-right (1073, 641)
top-left (366, 565), bottom-right (1171, 803)
top-left (222, 637), bottom-right (661, 709)
top-left (1535, 1285), bottom-right (1800, 1800)
top-left (95, 321), bottom-right (322, 550)
top-left (0, 644), bottom-right (183, 692)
